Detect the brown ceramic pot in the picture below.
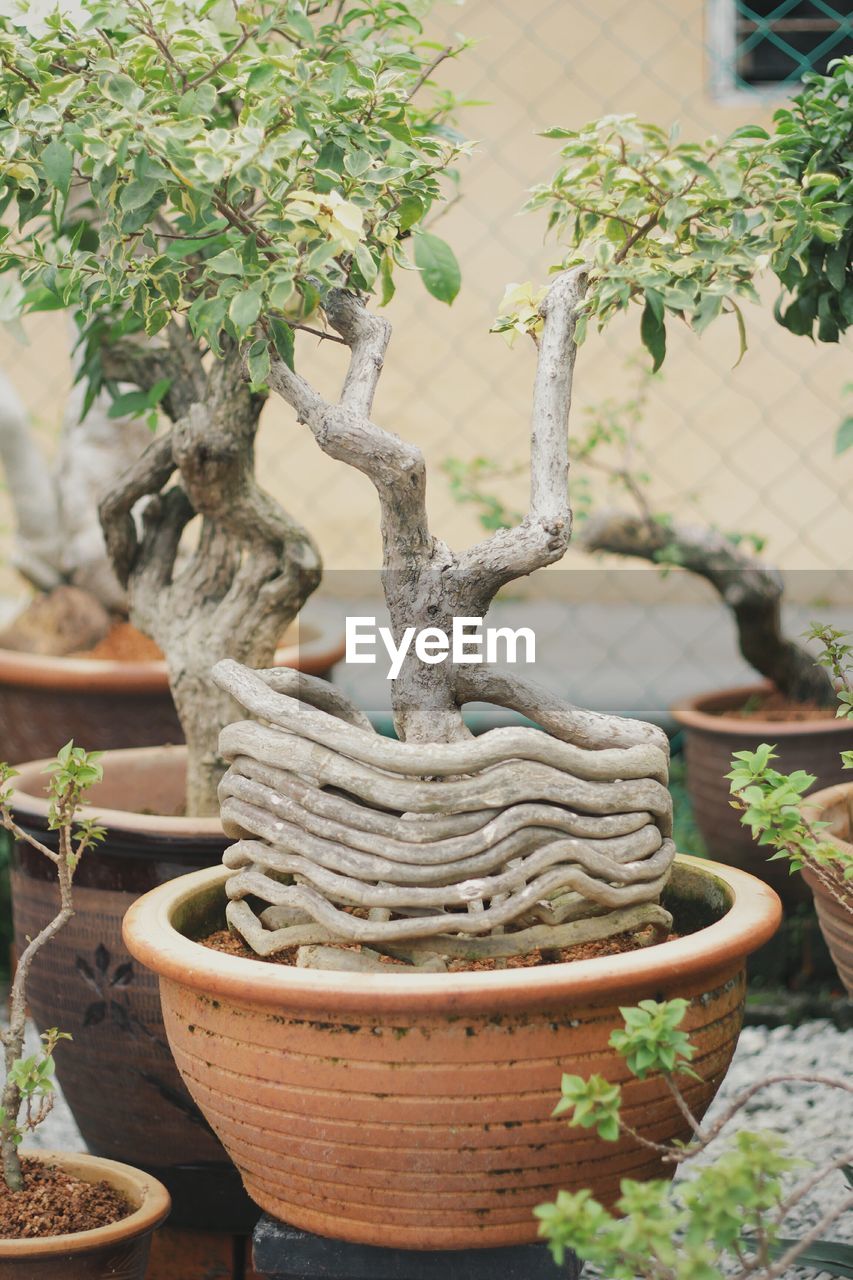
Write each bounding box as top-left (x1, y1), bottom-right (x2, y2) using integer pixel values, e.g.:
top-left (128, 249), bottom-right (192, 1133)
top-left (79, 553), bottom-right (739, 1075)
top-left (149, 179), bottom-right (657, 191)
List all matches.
top-left (9, 747), bottom-right (256, 1233)
top-left (802, 782), bottom-right (853, 995)
top-left (123, 856), bottom-right (780, 1251)
top-left (672, 683), bottom-right (853, 904)
top-left (0, 619), bottom-right (345, 763)
top-left (0, 1151), bottom-right (169, 1280)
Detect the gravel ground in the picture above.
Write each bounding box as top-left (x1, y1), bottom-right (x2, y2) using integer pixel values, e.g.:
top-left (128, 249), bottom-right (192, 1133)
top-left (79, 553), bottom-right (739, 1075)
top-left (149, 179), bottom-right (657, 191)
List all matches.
top-left (6, 1015), bottom-right (853, 1276)
top-left (688, 1021), bottom-right (853, 1280)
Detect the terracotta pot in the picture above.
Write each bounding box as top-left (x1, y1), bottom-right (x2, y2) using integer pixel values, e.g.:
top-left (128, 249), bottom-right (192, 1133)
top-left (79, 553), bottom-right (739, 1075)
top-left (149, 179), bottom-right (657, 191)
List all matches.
top-left (672, 683), bottom-right (853, 904)
top-left (0, 619), bottom-right (345, 763)
top-left (123, 856), bottom-right (780, 1251)
top-left (802, 782), bottom-right (853, 996)
top-left (0, 1151), bottom-right (169, 1280)
top-left (9, 746), bottom-right (256, 1233)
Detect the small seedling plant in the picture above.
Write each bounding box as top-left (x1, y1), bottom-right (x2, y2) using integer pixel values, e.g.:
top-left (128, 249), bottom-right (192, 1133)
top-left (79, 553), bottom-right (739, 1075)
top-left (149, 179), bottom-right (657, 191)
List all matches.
top-left (536, 999), bottom-right (853, 1280)
top-left (0, 743), bottom-right (104, 1192)
top-left (728, 624), bottom-right (853, 915)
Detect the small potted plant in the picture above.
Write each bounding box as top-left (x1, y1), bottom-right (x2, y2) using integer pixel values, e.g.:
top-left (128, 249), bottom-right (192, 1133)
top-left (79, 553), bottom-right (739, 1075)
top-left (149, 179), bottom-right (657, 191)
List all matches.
top-left (536, 999), bottom-right (853, 1278)
top-left (0, 742), bottom-right (169, 1277)
top-left (729, 625), bottom-right (853, 994)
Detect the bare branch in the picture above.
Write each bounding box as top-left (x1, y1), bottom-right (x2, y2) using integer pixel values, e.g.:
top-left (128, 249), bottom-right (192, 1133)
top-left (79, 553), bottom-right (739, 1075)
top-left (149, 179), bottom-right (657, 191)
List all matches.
top-left (457, 267), bottom-right (587, 598)
top-left (267, 291), bottom-right (430, 563)
top-left (325, 290), bottom-right (391, 418)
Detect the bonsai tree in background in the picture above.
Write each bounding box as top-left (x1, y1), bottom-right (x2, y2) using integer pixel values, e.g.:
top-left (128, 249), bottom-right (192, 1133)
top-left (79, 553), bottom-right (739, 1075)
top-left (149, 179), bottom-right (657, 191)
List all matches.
top-left (0, 355), bottom-right (152, 644)
top-left (444, 364), bottom-right (836, 706)
top-left (0, 743), bottom-right (103, 1190)
top-left (536, 999), bottom-right (853, 1280)
top-left (0, 0), bottom-right (469, 812)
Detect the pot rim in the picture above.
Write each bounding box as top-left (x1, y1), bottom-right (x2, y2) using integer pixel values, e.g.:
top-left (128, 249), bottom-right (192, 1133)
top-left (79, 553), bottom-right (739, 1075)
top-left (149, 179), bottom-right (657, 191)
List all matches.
top-left (9, 745), bottom-right (223, 840)
top-left (0, 619), bottom-right (346, 692)
top-left (122, 855), bottom-right (781, 1015)
top-left (0, 1150), bottom-right (170, 1258)
top-left (671, 682), bottom-right (846, 738)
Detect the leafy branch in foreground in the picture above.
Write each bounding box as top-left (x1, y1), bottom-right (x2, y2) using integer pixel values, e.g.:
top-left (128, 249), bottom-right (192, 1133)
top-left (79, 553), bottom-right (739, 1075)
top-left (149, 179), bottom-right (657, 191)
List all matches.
top-left (728, 624), bottom-right (853, 912)
top-left (0, 743), bottom-right (104, 1191)
top-left (536, 1000), bottom-right (853, 1280)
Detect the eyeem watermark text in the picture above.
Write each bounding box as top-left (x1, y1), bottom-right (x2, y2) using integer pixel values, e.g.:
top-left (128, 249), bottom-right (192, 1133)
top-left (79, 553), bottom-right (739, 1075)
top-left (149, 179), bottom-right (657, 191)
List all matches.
top-left (345, 617), bottom-right (536, 680)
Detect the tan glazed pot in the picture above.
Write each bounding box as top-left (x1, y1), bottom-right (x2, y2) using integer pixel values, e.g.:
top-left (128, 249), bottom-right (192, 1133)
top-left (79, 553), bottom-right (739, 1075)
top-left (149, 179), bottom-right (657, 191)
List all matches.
top-left (123, 856), bottom-right (781, 1250)
top-left (0, 618), bottom-right (345, 763)
top-left (672, 683), bottom-right (853, 902)
top-left (802, 782), bottom-right (853, 995)
top-left (0, 1151), bottom-right (170, 1280)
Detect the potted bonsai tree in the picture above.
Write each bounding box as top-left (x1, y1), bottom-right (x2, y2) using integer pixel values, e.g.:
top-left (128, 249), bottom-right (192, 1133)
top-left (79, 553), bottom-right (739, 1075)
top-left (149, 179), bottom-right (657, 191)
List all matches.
top-left (0, 0), bottom-right (466, 1229)
top-left (112, 69), bottom-right (853, 1249)
top-left (0, 742), bottom-right (170, 1277)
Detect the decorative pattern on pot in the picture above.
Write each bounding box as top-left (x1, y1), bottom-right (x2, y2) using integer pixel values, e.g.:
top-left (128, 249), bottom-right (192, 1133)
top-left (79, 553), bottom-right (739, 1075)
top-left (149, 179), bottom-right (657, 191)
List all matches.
top-left (213, 661), bottom-right (675, 961)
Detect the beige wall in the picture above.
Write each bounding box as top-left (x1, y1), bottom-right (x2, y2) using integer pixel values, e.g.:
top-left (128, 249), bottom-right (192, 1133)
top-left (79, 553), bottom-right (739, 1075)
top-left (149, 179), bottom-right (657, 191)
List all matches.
top-left (0, 0), bottom-right (849, 605)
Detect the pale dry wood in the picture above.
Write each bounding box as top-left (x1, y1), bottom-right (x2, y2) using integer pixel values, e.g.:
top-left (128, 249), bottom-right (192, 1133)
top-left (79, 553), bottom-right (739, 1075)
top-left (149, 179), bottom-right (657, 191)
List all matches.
top-left (229, 896), bottom-right (672, 959)
top-left (220, 771), bottom-right (662, 870)
top-left (222, 755), bottom-right (655, 844)
top-left (219, 720), bottom-right (674, 826)
top-left (213, 659), bottom-right (668, 783)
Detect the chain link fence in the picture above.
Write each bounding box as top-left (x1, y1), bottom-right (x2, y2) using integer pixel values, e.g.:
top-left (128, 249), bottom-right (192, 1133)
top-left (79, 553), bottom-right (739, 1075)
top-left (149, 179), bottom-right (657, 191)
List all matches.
top-left (0, 0), bottom-right (850, 721)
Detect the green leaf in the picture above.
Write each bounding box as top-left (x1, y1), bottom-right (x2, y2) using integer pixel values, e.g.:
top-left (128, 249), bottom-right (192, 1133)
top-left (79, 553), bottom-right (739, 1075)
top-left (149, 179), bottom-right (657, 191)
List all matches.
top-left (414, 232), bottom-right (461, 305)
top-left (102, 73), bottom-right (144, 111)
top-left (835, 415), bottom-right (853, 455)
top-left (640, 298), bottom-right (666, 371)
top-left (120, 177), bottom-right (161, 214)
top-left (746, 1237), bottom-right (853, 1278)
top-left (398, 195), bottom-right (424, 232)
top-left (246, 338), bottom-right (270, 388)
top-left (269, 317), bottom-right (295, 370)
top-left (107, 389), bottom-right (151, 420)
top-left (229, 288), bottom-right (262, 332)
top-left (354, 242), bottom-right (378, 288)
top-left (41, 141), bottom-right (73, 198)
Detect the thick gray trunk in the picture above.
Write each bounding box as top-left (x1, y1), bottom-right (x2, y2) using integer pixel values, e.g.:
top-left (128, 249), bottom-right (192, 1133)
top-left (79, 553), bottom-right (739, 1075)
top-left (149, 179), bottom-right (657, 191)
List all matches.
top-left (100, 338), bottom-right (321, 816)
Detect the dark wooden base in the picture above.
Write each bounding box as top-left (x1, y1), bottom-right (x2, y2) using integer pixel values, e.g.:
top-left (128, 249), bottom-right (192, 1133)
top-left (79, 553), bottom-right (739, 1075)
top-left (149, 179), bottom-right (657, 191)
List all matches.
top-left (252, 1217), bottom-right (583, 1280)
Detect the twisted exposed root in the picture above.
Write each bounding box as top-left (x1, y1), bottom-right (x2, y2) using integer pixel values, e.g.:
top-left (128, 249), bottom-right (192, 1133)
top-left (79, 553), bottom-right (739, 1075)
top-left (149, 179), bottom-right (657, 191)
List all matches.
top-left (212, 659), bottom-right (676, 962)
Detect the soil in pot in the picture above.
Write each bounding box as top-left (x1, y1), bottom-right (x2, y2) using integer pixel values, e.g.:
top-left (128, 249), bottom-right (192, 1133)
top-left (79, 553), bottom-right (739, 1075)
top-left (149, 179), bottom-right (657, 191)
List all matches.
top-left (124, 857), bottom-right (781, 1251)
top-left (9, 746), bottom-right (257, 1234)
top-left (0, 1151), bottom-right (170, 1280)
top-left (0, 1159), bottom-right (131, 1239)
top-left (672, 682), bottom-right (853, 906)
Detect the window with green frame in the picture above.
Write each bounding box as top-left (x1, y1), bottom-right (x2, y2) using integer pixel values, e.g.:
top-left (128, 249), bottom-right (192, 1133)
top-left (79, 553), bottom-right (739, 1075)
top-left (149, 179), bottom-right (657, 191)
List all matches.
top-left (709, 0), bottom-right (853, 94)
